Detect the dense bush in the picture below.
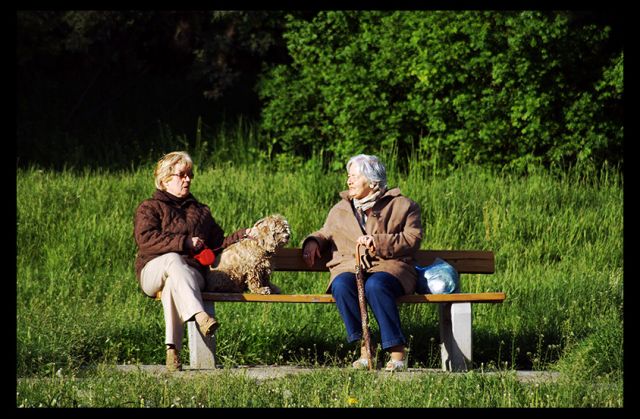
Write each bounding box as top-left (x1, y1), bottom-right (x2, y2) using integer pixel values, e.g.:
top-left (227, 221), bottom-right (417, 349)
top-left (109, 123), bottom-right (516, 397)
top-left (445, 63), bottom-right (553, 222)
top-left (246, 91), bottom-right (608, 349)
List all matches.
top-left (258, 11), bottom-right (623, 172)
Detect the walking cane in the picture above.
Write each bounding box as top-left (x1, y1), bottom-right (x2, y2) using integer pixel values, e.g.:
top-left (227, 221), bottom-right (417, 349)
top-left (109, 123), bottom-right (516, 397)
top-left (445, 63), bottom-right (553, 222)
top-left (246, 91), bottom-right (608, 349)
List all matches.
top-left (355, 244), bottom-right (374, 370)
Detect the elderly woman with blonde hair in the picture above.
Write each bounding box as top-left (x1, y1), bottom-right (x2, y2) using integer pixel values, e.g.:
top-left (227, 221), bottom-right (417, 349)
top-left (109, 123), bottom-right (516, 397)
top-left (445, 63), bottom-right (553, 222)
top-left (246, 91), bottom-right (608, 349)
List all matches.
top-left (302, 154), bottom-right (423, 371)
top-left (134, 151), bottom-right (250, 371)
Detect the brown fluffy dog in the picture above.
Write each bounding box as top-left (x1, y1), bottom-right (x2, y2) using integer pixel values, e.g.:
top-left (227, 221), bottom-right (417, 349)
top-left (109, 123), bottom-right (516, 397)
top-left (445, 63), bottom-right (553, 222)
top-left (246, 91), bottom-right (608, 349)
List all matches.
top-left (205, 214), bottom-right (291, 294)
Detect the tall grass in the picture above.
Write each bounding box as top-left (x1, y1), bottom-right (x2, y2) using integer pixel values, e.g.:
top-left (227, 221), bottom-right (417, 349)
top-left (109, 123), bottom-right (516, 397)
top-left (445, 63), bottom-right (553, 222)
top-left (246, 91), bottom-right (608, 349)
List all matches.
top-left (16, 154), bottom-right (623, 407)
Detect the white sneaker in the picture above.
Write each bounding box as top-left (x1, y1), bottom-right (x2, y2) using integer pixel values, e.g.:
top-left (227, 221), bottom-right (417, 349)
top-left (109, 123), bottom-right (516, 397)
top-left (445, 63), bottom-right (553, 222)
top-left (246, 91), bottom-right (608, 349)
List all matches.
top-left (385, 359), bottom-right (406, 372)
top-left (352, 358), bottom-right (370, 369)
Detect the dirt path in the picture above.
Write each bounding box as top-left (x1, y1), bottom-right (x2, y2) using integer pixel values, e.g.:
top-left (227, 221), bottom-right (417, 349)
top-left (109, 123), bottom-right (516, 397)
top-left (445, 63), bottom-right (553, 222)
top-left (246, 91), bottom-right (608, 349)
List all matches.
top-left (115, 364), bottom-right (561, 383)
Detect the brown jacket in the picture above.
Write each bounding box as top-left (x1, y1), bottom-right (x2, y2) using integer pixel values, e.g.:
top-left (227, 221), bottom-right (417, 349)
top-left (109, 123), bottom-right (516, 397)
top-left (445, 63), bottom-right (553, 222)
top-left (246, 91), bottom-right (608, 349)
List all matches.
top-left (303, 188), bottom-right (423, 295)
top-left (133, 189), bottom-right (225, 281)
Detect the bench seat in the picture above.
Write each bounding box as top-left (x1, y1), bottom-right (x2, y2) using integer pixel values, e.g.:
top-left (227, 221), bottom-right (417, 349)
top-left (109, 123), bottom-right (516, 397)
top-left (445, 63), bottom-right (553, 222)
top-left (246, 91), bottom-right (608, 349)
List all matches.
top-left (198, 292), bottom-right (505, 304)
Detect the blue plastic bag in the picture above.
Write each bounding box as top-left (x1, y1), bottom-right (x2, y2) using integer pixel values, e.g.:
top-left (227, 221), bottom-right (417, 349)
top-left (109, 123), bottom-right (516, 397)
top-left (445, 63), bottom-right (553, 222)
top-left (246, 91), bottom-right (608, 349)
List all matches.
top-left (415, 257), bottom-right (459, 294)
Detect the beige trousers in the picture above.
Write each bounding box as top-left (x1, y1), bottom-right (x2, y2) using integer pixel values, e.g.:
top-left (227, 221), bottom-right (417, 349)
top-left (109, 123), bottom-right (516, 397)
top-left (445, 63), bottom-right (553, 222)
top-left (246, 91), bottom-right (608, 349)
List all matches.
top-left (140, 253), bottom-right (206, 351)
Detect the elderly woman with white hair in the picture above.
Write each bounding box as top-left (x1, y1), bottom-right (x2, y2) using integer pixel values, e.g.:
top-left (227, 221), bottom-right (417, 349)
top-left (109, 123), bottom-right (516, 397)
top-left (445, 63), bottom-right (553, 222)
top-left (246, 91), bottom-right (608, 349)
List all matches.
top-left (302, 154), bottom-right (423, 371)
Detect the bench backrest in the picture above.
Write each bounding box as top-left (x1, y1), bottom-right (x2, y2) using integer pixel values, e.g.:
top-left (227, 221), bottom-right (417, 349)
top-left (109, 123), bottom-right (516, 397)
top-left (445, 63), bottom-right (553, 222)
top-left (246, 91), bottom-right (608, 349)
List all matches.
top-left (155, 248), bottom-right (500, 302)
top-left (272, 248), bottom-right (494, 274)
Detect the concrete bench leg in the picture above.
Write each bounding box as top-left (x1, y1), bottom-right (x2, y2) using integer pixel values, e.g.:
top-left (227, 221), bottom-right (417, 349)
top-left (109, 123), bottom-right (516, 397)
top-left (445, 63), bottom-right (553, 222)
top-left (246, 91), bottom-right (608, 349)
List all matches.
top-left (186, 301), bottom-right (217, 369)
top-left (439, 302), bottom-right (472, 372)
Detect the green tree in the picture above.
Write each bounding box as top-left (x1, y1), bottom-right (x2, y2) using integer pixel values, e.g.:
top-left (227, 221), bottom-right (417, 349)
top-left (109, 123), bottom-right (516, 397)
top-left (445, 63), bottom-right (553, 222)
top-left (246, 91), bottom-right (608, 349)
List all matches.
top-left (258, 11), bottom-right (623, 172)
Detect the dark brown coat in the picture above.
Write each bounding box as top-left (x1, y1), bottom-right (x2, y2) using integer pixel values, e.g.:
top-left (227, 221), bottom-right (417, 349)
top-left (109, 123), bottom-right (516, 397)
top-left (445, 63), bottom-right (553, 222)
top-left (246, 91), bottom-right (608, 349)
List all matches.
top-left (303, 188), bottom-right (423, 295)
top-left (133, 189), bottom-right (225, 281)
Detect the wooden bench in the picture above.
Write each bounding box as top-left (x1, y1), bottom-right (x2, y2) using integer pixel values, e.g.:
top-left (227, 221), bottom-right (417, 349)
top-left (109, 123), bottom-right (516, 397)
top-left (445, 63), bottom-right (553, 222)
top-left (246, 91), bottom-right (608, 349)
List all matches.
top-left (156, 248), bottom-right (504, 371)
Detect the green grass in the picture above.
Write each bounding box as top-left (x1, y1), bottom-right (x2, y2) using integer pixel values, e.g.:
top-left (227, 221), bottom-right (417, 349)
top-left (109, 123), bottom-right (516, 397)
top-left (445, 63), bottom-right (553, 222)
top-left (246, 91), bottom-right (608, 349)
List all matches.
top-left (16, 159), bottom-right (623, 407)
top-left (16, 366), bottom-right (622, 408)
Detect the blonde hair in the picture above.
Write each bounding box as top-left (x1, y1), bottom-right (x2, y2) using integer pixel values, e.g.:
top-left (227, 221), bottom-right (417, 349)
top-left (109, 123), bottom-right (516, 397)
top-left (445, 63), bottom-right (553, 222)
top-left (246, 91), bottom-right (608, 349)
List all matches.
top-left (154, 151), bottom-right (193, 190)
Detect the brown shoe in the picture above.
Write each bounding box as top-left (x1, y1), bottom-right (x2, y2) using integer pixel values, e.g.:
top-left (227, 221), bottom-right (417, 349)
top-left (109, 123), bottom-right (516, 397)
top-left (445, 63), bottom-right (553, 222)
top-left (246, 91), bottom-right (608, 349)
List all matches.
top-left (198, 316), bottom-right (220, 337)
top-left (166, 348), bottom-right (182, 372)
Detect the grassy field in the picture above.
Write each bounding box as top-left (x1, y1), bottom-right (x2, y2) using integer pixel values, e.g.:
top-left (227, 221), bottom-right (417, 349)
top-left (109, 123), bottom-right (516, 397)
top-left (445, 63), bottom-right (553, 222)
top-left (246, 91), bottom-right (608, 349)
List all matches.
top-left (16, 158), bottom-right (623, 407)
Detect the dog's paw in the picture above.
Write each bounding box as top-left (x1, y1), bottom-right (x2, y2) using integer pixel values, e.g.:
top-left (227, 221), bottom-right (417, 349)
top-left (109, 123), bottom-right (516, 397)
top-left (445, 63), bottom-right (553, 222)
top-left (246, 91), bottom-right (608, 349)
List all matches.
top-left (254, 286), bottom-right (272, 295)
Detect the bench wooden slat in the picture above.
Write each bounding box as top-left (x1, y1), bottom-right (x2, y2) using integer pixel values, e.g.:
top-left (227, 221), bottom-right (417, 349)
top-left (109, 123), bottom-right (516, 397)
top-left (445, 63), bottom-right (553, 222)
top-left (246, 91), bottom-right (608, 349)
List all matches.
top-left (272, 248), bottom-right (495, 274)
top-left (201, 292), bottom-right (506, 304)
top-left (397, 292), bottom-right (505, 303)
top-left (158, 291), bottom-right (505, 304)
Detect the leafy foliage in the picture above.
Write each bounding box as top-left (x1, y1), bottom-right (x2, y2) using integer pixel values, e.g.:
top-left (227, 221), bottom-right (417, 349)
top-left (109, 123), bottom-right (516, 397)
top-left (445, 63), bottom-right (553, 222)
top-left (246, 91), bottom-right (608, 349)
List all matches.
top-left (258, 11), bottom-right (623, 172)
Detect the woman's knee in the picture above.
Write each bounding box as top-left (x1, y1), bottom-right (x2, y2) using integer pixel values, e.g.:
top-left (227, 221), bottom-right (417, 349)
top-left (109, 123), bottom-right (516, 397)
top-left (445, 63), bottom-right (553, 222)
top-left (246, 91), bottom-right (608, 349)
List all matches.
top-left (365, 272), bottom-right (401, 296)
top-left (165, 254), bottom-right (202, 287)
top-left (331, 273), bottom-right (356, 296)
top-left (163, 252), bottom-right (185, 268)
top-left (165, 253), bottom-right (197, 277)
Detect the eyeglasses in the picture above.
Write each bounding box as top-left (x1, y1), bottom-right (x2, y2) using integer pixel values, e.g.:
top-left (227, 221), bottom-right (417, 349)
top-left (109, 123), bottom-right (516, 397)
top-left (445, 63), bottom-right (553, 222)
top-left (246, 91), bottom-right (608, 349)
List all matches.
top-left (169, 171), bottom-right (194, 180)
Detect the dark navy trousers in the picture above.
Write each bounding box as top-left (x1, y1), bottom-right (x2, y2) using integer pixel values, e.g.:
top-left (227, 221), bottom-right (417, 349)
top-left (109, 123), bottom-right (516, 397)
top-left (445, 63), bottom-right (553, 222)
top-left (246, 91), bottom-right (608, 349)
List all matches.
top-left (331, 271), bottom-right (407, 350)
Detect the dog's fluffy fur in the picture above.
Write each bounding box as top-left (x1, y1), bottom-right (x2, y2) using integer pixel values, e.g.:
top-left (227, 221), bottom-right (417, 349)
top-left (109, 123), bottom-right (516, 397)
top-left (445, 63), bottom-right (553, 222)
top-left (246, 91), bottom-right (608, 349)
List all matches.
top-left (205, 214), bottom-right (290, 294)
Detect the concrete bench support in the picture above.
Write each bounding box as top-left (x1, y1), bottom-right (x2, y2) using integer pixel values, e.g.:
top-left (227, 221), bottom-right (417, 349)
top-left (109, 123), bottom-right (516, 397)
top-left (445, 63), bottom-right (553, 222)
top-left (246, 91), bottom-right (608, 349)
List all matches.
top-left (186, 301), bottom-right (217, 369)
top-left (439, 302), bottom-right (472, 372)
top-left (187, 300), bottom-right (476, 372)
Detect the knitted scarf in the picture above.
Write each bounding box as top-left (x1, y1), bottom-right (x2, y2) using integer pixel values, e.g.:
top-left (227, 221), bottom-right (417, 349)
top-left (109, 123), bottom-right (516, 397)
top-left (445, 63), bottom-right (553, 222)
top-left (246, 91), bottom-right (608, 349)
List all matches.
top-left (353, 184), bottom-right (385, 227)
top-left (353, 184), bottom-right (384, 211)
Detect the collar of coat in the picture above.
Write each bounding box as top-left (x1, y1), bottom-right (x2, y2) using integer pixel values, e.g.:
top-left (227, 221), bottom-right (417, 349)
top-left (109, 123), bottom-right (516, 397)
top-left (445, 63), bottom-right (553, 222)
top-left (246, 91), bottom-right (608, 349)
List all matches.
top-left (153, 188), bottom-right (197, 207)
top-left (338, 187), bottom-right (402, 209)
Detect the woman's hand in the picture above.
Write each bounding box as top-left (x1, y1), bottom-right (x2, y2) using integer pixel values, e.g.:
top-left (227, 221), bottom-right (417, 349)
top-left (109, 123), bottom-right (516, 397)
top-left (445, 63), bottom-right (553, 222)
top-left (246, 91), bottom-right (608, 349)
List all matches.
top-left (357, 235), bottom-right (376, 252)
top-left (188, 236), bottom-right (205, 252)
top-left (302, 240), bottom-right (321, 267)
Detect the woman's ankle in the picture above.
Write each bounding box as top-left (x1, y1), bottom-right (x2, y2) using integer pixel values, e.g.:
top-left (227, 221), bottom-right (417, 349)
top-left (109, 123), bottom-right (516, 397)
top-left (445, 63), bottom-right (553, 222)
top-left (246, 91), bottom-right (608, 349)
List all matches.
top-left (387, 345), bottom-right (405, 361)
top-left (194, 311), bottom-right (210, 325)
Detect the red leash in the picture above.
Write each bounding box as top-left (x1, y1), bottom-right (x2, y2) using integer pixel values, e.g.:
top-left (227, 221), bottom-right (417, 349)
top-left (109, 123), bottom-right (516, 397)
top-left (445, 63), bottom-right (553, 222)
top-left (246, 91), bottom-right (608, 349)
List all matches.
top-left (192, 234), bottom-right (256, 266)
